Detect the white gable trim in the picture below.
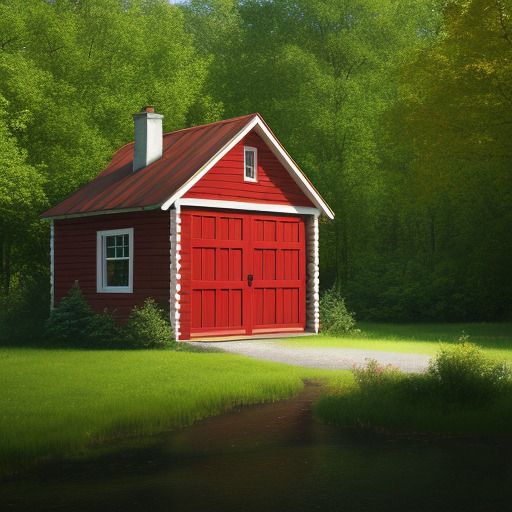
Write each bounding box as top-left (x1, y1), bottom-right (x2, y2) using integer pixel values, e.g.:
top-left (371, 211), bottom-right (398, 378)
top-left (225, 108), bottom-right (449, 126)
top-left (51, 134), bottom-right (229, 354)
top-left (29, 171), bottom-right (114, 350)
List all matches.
top-left (176, 198), bottom-right (320, 216)
top-left (161, 116), bottom-right (334, 219)
top-left (161, 116), bottom-right (259, 211)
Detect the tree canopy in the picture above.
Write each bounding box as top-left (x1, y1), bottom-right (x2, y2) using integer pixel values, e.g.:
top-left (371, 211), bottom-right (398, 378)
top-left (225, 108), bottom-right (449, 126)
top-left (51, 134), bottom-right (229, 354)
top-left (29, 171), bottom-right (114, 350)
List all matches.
top-left (0, 0), bottom-right (510, 330)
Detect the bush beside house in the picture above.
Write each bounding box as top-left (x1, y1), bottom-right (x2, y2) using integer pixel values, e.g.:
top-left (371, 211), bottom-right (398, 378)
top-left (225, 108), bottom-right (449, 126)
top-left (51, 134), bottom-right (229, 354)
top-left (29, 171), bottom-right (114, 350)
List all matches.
top-left (44, 283), bottom-right (174, 349)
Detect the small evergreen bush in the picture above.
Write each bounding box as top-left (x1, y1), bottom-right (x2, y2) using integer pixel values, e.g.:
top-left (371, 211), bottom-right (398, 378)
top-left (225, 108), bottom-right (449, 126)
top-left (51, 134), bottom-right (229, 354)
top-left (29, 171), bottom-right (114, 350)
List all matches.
top-left (44, 283), bottom-right (120, 347)
top-left (44, 283), bottom-right (96, 345)
top-left (320, 288), bottom-right (358, 334)
top-left (87, 311), bottom-right (121, 347)
top-left (122, 298), bottom-right (174, 349)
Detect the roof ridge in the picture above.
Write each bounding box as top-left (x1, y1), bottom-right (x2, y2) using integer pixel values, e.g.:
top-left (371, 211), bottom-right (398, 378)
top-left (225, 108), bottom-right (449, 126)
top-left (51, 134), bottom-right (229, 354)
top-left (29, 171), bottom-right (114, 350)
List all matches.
top-left (163, 113), bottom-right (258, 137)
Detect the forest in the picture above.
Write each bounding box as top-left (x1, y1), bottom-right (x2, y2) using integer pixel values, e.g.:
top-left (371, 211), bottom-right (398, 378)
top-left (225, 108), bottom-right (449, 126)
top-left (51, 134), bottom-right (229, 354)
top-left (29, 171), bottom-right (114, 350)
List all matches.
top-left (0, 0), bottom-right (510, 340)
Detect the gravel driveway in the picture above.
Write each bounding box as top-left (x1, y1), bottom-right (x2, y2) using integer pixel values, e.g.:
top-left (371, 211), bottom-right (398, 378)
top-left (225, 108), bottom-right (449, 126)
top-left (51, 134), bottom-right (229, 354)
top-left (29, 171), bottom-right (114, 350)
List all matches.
top-left (192, 340), bottom-right (430, 373)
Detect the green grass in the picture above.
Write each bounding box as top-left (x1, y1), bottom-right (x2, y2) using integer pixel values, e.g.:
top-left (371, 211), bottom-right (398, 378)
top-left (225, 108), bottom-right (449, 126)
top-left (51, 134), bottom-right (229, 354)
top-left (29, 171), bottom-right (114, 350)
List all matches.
top-left (284, 322), bottom-right (512, 360)
top-left (316, 387), bottom-right (512, 437)
top-left (0, 348), bottom-right (352, 476)
top-left (315, 341), bottom-right (512, 437)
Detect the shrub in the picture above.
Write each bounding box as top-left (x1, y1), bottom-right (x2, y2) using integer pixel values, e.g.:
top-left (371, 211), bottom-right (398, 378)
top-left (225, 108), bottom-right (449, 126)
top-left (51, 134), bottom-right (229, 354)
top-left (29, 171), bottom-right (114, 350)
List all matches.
top-left (320, 288), bottom-right (358, 334)
top-left (87, 311), bottom-right (121, 347)
top-left (0, 273), bottom-right (50, 345)
top-left (44, 283), bottom-right (96, 345)
top-left (44, 283), bottom-right (120, 347)
top-left (428, 341), bottom-right (511, 404)
top-left (353, 359), bottom-right (403, 395)
top-left (122, 298), bottom-right (174, 349)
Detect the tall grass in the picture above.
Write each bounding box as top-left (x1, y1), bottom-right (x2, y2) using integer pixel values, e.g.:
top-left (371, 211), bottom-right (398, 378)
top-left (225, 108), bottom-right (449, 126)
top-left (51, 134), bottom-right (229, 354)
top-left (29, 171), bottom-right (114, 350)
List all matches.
top-left (0, 348), bottom-right (349, 476)
top-left (316, 343), bottom-right (512, 436)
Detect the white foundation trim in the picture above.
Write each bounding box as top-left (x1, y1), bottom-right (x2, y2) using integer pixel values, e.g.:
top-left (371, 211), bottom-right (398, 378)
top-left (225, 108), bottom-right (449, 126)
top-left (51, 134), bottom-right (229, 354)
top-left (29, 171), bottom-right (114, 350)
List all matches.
top-left (161, 115), bottom-right (334, 219)
top-left (175, 198), bottom-right (320, 216)
top-left (169, 205), bottom-right (181, 340)
top-left (50, 220), bottom-right (54, 310)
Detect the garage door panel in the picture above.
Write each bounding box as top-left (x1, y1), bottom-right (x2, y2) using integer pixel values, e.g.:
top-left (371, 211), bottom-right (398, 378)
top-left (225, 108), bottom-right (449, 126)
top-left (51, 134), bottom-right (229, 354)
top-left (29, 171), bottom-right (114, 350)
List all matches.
top-left (187, 210), bottom-right (305, 337)
top-left (192, 287), bottom-right (245, 330)
top-left (217, 216), bottom-right (243, 240)
top-left (217, 248), bottom-right (243, 281)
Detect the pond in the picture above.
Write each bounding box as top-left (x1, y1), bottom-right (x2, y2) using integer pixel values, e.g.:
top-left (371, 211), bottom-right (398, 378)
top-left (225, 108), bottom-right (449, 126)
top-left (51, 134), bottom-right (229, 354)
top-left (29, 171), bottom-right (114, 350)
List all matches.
top-left (2, 384), bottom-right (512, 511)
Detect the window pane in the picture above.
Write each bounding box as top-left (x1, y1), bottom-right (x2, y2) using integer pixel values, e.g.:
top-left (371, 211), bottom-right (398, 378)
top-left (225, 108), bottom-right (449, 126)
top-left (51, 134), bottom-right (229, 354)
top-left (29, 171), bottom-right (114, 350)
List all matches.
top-left (106, 236), bottom-right (116, 248)
top-left (245, 149), bottom-right (255, 179)
top-left (106, 247), bottom-right (115, 258)
top-left (116, 235), bottom-right (124, 246)
top-left (106, 260), bottom-right (129, 287)
top-left (123, 246), bottom-right (129, 258)
top-left (115, 247), bottom-right (124, 258)
top-left (123, 234), bottom-right (129, 246)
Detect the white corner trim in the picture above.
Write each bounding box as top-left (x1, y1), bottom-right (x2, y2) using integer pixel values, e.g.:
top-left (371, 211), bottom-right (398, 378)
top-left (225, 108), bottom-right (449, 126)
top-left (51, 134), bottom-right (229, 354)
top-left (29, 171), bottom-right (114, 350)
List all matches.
top-left (160, 115), bottom-right (334, 219)
top-left (50, 220), bottom-right (55, 310)
top-left (306, 214), bottom-right (320, 334)
top-left (169, 205), bottom-right (181, 340)
top-left (175, 198), bottom-right (320, 216)
top-left (96, 227), bottom-right (134, 293)
top-left (243, 145), bottom-right (258, 182)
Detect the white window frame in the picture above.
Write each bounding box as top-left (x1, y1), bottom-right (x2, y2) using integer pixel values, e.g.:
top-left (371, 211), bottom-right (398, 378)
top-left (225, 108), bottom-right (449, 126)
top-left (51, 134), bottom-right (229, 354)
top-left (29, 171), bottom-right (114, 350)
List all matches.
top-left (244, 146), bottom-right (258, 182)
top-left (96, 228), bottom-right (134, 293)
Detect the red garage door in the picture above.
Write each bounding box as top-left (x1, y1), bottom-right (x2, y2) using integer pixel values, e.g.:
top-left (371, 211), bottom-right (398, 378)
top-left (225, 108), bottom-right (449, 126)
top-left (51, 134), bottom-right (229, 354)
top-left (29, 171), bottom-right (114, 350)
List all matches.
top-left (183, 209), bottom-right (306, 338)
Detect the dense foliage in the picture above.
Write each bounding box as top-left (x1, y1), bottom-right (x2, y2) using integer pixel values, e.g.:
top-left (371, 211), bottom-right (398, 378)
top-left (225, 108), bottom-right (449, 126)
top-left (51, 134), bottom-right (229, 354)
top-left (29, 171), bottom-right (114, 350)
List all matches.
top-left (318, 342), bottom-right (512, 434)
top-left (44, 285), bottom-right (174, 348)
top-left (123, 298), bottom-right (175, 349)
top-left (44, 282), bottom-right (120, 346)
top-left (428, 339), bottom-right (511, 403)
top-left (0, 0), bottom-right (510, 334)
top-left (319, 288), bottom-right (358, 334)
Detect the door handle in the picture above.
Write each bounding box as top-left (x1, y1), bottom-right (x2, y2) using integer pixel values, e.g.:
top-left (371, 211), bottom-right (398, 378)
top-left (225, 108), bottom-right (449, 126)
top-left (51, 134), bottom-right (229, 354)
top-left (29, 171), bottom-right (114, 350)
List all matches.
top-left (247, 274), bottom-right (254, 286)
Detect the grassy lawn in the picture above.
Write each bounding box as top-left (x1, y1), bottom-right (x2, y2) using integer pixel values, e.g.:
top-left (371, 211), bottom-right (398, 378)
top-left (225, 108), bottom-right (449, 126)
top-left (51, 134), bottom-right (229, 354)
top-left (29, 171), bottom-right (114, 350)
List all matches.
top-left (0, 348), bottom-right (352, 477)
top-left (284, 322), bottom-right (512, 360)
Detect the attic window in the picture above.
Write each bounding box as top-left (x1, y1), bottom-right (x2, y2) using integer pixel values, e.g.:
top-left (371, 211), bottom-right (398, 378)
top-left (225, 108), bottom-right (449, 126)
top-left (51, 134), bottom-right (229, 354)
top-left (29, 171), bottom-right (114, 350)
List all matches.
top-left (244, 146), bottom-right (257, 182)
top-left (97, 228), bottom-right (133, 293)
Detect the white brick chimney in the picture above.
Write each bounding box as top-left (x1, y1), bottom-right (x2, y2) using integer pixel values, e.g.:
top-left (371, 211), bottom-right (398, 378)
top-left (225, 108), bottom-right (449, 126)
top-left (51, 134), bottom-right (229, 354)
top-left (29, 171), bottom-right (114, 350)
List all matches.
top-left (133, 106), bottom-right (163, 172)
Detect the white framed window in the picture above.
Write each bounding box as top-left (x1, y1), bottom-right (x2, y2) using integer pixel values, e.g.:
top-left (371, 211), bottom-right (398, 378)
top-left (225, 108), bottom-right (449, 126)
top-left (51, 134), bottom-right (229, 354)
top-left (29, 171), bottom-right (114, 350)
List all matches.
top-left (96, 228), bottom-right (134, 293)
top-left (244, 146), bottom-right (257, 182)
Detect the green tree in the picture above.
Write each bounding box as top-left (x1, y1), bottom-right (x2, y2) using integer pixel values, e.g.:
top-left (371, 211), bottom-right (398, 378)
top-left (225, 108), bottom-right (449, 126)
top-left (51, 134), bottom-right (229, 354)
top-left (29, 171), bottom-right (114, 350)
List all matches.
top-left (0, 95), bottom-right (46, 295)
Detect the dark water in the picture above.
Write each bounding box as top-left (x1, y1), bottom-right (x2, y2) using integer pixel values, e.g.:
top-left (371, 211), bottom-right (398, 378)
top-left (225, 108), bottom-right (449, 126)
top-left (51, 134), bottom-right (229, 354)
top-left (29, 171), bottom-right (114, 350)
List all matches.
top-left (2, 385), bottom-right (512, 512)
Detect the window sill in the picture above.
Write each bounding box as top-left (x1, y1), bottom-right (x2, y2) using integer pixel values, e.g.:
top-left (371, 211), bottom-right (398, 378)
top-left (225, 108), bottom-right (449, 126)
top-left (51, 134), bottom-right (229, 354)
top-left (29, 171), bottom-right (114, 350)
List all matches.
top-left (97, 287), bottom-right (133, 294)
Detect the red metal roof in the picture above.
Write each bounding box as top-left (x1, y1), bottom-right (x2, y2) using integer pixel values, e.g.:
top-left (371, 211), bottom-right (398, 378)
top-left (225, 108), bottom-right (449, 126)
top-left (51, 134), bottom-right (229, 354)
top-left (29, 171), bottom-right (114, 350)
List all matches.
top-left (41, 114), bottom-right (257, 218)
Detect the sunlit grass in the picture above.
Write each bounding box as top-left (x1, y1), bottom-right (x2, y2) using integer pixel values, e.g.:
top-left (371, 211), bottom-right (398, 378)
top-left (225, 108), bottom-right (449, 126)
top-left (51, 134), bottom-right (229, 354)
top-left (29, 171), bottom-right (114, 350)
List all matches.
top-left (0, 348), bottom-right (352, 476)
top-left (284, 322), bottom-right (512, 360)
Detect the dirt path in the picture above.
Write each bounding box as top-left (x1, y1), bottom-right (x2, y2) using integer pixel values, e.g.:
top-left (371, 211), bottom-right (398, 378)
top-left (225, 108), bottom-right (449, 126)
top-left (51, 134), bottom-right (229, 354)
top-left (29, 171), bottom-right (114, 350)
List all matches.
top-left (192, 339), bottom-right (430, 372)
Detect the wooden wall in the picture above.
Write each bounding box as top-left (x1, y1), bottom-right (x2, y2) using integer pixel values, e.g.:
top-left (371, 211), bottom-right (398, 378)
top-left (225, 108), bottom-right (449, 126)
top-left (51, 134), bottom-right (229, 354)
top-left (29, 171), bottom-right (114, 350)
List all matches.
top-left (54, 210), bottom-right (170, 320)
top-left (184, 131), bottom-right (314, 207)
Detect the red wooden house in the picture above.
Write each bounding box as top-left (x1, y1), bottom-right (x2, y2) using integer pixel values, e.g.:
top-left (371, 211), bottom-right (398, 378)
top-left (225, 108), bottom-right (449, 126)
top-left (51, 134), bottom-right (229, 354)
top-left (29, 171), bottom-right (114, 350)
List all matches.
top-left (41, 108), bottom-right (334, 341)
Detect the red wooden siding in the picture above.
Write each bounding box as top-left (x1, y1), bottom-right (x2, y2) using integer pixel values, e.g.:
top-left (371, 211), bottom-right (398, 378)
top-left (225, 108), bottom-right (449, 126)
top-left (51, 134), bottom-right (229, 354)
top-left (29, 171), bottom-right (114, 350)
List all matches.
top-left (179, 208), bottom-right (306, 339)
top-left (184, 131), bottom-right (314, 207)
top-left (54, 210), bottom-right (169, 320)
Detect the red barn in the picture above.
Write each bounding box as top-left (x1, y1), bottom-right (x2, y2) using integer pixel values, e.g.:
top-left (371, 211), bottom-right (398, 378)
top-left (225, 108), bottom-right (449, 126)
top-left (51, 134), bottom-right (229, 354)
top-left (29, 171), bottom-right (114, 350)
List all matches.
top-left (41, 108), bottom-right (334, 341)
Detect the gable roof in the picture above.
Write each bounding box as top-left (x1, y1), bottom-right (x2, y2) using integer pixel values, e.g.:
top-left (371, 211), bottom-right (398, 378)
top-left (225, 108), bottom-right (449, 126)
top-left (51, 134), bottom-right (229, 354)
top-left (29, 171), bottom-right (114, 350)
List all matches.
top-left (41, 113), bottom-right (334, 220)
